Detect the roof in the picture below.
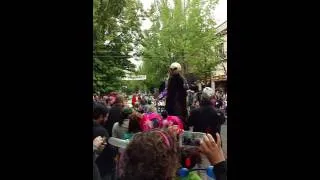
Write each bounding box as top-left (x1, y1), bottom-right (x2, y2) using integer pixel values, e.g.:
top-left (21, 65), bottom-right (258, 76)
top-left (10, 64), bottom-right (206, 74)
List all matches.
top-left (216, 20), bottom-right (227, 34)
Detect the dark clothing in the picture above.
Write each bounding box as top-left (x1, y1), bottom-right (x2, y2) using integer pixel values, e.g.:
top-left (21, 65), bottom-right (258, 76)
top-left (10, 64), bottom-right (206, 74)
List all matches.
top-left (188, 102), bottom-right (225, 136)
top-left (105, 104), bottom-right (123, 136)
top-left (93, 120), bottom-right (116, 178)
top-left (95, 144), bottom-right (117, 178)
top-left (93, 120), bottom-right (109, 139)
top-left (93, 152), bottom-right (101, 180)
top-left (166, 74), bottom-right (188, 123)
top-left (214, 160), bottom-right (227, 180)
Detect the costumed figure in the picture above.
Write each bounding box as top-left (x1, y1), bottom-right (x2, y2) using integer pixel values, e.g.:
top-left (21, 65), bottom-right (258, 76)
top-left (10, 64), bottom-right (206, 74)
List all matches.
top-left (165, 62), bottom-right (189, 127)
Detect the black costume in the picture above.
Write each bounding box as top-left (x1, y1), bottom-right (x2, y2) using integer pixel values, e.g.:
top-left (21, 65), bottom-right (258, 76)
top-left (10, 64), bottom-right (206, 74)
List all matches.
top-left (165, 73), bottom-right (188, 124)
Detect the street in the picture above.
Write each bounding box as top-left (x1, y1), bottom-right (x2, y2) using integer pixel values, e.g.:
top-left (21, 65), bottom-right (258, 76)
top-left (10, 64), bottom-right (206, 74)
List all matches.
top-left (221, 122), bottom-right (227, 157)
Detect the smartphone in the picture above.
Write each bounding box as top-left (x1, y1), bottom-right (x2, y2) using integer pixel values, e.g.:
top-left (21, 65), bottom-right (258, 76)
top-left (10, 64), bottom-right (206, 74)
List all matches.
top-left (179, 131), bottom-right (206, 147)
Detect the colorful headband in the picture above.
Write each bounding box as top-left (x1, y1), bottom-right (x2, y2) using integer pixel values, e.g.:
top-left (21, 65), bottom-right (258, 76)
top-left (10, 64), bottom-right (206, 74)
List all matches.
top-left (154, 130), bottom-right (171, 148)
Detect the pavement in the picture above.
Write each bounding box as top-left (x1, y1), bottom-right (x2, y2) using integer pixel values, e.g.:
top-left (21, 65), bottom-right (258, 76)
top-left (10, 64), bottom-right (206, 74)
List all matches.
top-left (221, 121), bottom-right (227, 157)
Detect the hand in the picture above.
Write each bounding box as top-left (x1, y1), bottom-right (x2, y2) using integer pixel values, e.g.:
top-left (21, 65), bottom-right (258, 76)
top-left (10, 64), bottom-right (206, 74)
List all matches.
top-left (93, 136), bottom-right (106, 151)
top-left (93, 136), bottom-right (104, 147)
top-left (199, 133), bottom-right (225, 165)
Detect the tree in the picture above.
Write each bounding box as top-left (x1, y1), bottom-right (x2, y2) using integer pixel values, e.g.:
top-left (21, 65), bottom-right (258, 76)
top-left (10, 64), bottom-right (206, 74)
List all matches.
top-left (93, 0), bottom-right (145, 93)
top-left (140, 0), bottom-right (223, 88)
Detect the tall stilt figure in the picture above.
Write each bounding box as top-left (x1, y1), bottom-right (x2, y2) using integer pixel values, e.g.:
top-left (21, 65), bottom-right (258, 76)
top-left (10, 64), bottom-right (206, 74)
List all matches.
top-left (165, 62), bottom-right (188, 127)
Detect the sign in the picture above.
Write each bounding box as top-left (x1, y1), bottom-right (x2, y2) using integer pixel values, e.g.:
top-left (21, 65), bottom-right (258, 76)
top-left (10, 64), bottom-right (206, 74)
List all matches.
top-left (122, 75), bottom-right (146, 81)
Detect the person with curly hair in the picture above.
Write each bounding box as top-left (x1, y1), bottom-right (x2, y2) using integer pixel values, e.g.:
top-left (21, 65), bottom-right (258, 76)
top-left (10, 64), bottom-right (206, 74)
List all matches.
top-left (119, 129), bottom-right (179, 180)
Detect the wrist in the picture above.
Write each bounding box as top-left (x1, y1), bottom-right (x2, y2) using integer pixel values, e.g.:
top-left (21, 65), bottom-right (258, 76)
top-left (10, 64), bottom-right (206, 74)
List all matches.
top-left (209, 154), bottom-right (225, 165)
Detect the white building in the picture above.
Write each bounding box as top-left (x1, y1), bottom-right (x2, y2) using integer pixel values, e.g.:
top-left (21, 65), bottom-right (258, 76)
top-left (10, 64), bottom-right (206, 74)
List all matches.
top-left (211, 20), bottom-right (227, 92)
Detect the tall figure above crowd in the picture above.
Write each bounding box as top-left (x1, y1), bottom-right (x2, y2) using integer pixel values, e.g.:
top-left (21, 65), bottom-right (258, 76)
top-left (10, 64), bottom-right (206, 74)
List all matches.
top-left (165, 62), bottom-right (188, 126)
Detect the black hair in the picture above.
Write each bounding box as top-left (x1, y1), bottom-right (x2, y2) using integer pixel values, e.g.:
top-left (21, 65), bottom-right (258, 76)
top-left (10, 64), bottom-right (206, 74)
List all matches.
top-left (119, 108), bottom-right (133, 126)
top-left (161, 110), bottom-right (168, 119)
top-left (215, 100), bottom-right (223, 109)
top-left (93, 103), bottom-right (108, 120)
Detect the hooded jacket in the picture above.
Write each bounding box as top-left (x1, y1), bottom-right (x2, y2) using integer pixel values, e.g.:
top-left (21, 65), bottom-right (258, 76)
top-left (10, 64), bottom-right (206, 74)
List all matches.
top-left (112, 119), bottom-right (129, 139)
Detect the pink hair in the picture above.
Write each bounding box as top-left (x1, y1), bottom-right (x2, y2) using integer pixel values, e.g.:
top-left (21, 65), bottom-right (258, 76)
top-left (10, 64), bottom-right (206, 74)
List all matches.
top-left (140, 112), bottom-right (163, 131)
top-left (163, 116), bottom-right (184, 130)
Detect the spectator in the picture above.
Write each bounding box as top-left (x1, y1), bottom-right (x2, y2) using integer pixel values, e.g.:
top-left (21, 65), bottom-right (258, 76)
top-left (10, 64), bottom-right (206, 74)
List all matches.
top-left (105, 95), bottom-right (124, 136)
top-left (93, 103), bottom-right (117, 180)
top-left (119, 129), bottom-right (179, 180)
top-left (131, 92), bottom-right (138, 107)
top-left (188, 87), bottom-right (225, 136)
top-left (161, 110), bottom-right (168, 121)
top-left (93, 136), bottom-right (105, 180)
top-left (112, 108), bottom-right (133, 139)
top-left (146, 104), bottom-right (157, 113)
top-left (93, 103), bottom-right (109, 139)
top-left (140, 112), bottom-right (163, 131)
top-left (187, 87), bottom-right (225, 179)
top-left (200, 133), bottom-right (227, 180)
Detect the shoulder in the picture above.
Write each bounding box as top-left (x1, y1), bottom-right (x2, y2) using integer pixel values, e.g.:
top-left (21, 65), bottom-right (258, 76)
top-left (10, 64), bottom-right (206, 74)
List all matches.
top-left (113, 122), bottom-right (119, 128)
top-left (191, 108), bottom-right (200, 114)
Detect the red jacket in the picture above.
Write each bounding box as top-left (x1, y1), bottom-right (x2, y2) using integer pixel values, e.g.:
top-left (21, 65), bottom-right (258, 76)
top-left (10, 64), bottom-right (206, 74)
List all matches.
top-left (132, 95), bottom-right (137, 106)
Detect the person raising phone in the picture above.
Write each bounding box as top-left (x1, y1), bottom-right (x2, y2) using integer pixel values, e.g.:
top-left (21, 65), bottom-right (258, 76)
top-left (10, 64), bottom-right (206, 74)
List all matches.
top-left (200, 133), bottom-right (227, 180)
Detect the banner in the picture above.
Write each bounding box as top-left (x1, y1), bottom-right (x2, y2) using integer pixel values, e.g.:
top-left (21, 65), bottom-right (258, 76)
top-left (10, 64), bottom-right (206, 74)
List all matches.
top-left (122, 75), bottom-right (146, 81)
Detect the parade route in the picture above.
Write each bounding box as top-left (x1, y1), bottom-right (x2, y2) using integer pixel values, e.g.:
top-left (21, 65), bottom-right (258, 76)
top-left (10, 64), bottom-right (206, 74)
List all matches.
top-left (221, 122), bottom-right (227, 157)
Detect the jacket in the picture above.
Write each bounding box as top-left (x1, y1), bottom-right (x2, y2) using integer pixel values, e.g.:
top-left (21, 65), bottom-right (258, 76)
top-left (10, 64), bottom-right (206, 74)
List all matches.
top-left (214, 161), bottom-right (227, 180)
top-left (112, 119), bottom-right (129, 139)
top-left (188, 102), bottom-right (224, 136)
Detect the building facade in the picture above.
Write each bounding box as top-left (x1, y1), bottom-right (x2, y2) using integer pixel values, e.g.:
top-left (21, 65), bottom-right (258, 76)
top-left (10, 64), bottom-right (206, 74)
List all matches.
top-left (211, 20), bottom-right (227, 93)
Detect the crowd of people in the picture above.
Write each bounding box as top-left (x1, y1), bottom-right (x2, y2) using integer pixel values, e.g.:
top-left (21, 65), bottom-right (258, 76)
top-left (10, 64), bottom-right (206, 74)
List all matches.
top-left (93, 62), bottom-right (227, 180)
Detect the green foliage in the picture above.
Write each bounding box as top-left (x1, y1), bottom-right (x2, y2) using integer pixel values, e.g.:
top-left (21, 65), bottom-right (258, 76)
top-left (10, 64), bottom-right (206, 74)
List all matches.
top-left (93, 0), bottom-right (145, 94)
top-left (140, 0), bottom-right (223, 88)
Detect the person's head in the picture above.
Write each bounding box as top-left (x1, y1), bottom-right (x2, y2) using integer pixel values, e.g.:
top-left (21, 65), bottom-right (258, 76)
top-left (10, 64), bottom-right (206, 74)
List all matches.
top-left (128, 113), bottom-right (142, 133)
top-left (114, 95), bottom-right (124, 106)
top-left (120, 129), bottom-right (179, 180)
top-left (134, 102), bottom-right (140, 109)
top-left (140, 99), bottom-right (146, 105)
top-left (93, 103), bottom-right (108, 124)
top-left (147, 105), bottom-right (157, 113)
top-left (201, 87), bottom-right (215, 106)
top-left (161, 110), bottom-right (168, 119)
top-left (169, 62), bottom-right (182, 75)
top-left (119, 107), bottom-right (133, 126)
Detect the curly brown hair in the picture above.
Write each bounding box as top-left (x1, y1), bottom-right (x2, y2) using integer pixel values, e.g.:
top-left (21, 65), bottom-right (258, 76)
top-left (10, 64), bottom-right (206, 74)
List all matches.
top-left (120, 129), bottom-right (179, 180)
top-left (128, 113), bottom-right (142, 133)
